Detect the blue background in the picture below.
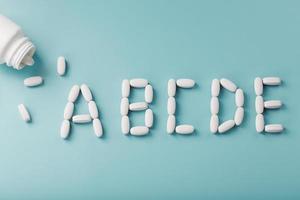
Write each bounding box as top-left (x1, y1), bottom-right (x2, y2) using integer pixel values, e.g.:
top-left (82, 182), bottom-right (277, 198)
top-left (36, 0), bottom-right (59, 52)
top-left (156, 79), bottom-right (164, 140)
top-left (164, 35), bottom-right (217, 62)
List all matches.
top-left (0, 0), bottom-right (299, 199)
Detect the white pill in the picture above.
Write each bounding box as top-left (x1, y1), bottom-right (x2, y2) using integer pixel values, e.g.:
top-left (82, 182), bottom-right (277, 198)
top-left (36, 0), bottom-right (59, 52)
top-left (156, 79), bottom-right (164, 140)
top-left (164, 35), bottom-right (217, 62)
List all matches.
top-left (220, 78), bottom-right (237, 92)
top-left (168, 79), bottom-right (176, 97)
top-left (176, 79), bottom-right (195, 88)
top-left (68, 85), bottom-right (80, 102)
top-left (130, 126), bottom-right (149, 136)
top-left (265, 124), bottom-right (284, 133)
top-left (80, 84), bottom-right (93, 102)
top-left (255, 96), bottom-right (264, 114)
top-left (121, 116), bottom-right (130, 135)
top-left (218, 120), bottom-right (235, 133)
top-left (210, 114), bottom-right (219, 134)
top-left (18, 104), bottom-right (31, 122)
top-left (235, 89), bottom-right (244, 107)
top-left (175, 125), bottom-right (194, 134)
top-left (167, 115), bottom-right (176, 134)
top-left (129, 102), bottom-right (148, 111)
top-left (210, 97), bottom-right (219, 115)
top-left (93, 118), bottom-right (103, 137)
top-left (145, 85), bottom-right (153, 103)
top-left (211, 79), bottom-right (220, 97)
top-left (167, 97), bottom-right (176, 115)
top-left (60, 120), bottom-right (70, 139)
top-left (264, 100), bottom-right (282, 109)
top-left (122, 79), bottom-right (130, 98)
top-left (63, 102), bottom-right (74, 120)
top-left (57, 56), bottom-right (66, 76)
top-left (88, 101), bottom-right (99, 119)
top-left (234, 107), bottom-right (244, 126)
top-left (130, 79), bottom-right (148, 88)
top-left (120, 98), bottom-right (129, 116)
top-left (72, 114), bottom-right (91, 123)
top-left (254, 77), bottom-right (263, 95)
top-left (263, 77), bottom-right (281, 86)
top-left (145, 109), bottom-right (153, 128)
top-left (256, 114), bottom-right (265, 133)
top-left (24, 76), bottom-right (43, 87)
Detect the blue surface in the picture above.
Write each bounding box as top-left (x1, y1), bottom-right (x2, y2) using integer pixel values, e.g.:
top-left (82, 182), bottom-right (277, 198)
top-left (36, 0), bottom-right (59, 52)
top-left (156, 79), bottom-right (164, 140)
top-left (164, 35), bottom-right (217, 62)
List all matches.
top-left (0, 0), bottom-right (299, 199)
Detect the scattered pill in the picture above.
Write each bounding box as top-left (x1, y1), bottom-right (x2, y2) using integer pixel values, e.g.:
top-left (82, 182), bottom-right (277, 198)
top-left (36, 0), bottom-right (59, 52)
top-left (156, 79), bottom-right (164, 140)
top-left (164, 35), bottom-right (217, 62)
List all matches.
top-left (129, 102), bottom-right (148, 111)
top-left (210, 114), bottom-right (219, 134)
top-left (130, 126), bottom-right (149, 136)
top-left (256, 114), bottom-right (265, 133)
top-left (57, 56), bottom-right (66, 76)
top-left (72, 114), bottom-right (91, 123)
top-left (63, 102), bottom-right (74, 120)
top-left (168, 79), bottom-right (176, 97)
top-left (176, 79), bottom-right (195, 88)
top-left (167, 115), bottom-right (176, 134)
top-left (18, 104), bottom-right (31, 122)
top-left (88, 101), bottom-right (99, 119)
top-left (264, 100), bottom-right (282, 109)
top-left (120, 98), bottom-right (129, 116)
top-left (234, 107), bottom-right (244, 126)
top-left (211, 79), bottom-right (220, 97)
top-left (167, 97), bottom-right (176, 115)
top-left (210, 97), bottom-right (219, 115)
top-left (263, 77), bottom-right (281, 86)
top-left (145, 85), bottom-right (153, 103)
top-left (60, 120), bottom-right (70, 139)
top-left (68, 85), bottom-right (80, 102)
top-left (220, 78), bottom-right (237, 92)
top-left (218, 120), bottom-right (235, 133)
top-left (80, 84), bottom-right (93, 102)
top-left (130, 79), bottom-right (148, 88)
top-left (255, 96), bottom-right (264, 114)
top-left (121, 116), bottom-right (130, 134)
top-left (93, 118), bottom-right (103, 137)
top-left (235, 89), bottom-right (244, 107)
top-left (122, 79), bottom-right (130, 98)
top-left (265, 124), bottom-right (284, 133)
top-left (254, 77), bottom-right (263, 95)
top-left (24, 76), bottom-right (43, 87)
top-left (145, 109), bottom-right (153, 128)
top-left (175, 125), bottom-right (194, 134)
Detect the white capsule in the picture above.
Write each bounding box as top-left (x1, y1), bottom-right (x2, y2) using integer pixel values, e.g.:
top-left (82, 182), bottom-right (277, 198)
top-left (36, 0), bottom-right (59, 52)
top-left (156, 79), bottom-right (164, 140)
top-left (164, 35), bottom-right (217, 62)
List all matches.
top-left (22, 55), bottom-right (34, 66)
top-left (265, 124), bottom-right (284, 133)
top-left (264, 100), bottom-right (282, 109)
top-left (220, 78), bottom-right (237, 92)
top-left (93, 118), bottom-right (103, 137)
top-left (88, 101), bottom-right (99, 119)
top-left (121, 116), bottom-right (130, 135)
top-left (145, 85), bottom-right (153, 103)
top-left (80, 84), bottom-right (93, 102)
top-left (57, 56), bottom-right (66, 76)
top-left (218, 120), bottom-right (235, 133)
top-left (145, 109), bottom-right (153, 128)
top-left (72, 114), bottom-right (91, 123)
top-left (210, 114), bottom-right (219, 134)
top-left (167, 115), bottom-right (176, 134)
top-left (255, 96), bottom-right (264, 114)
top-left (24, 76), bottom-right (43, 87)
top-left (130, 126), bottom-right (149, 136)
top-left (211, 79), bottom-right (220, 97)
top-left (18, 104), bottom-right (31, 122)
top-left (129, 102), bottom-right (148, 111)
top-left (60, 120), bottom-right (70, 139)
top-left (263, 77), bottom-right (281, 86)
top-left (167, 97), bottom-right (176, 115)
top-left (122, 79), bottom-right (130, 98)
top-left (68, 85), bottom-right (80, 102)
top-left (120, 98), bottom-right (129, 116)
top-left (175, 125), bottom-right (194, 134)
top-left (235, 89), bottom-right (244, 107)
top-left (256, 114), bottom-right (265, 133)
top-left (63, 102), bottom-right (74, 120)
top-left (130, 79), bottom-right (148, 88)
top-left (254, 77), bottom-right (263, 95)
top-left (234, 107), bottom-right (244, 126)
top-left (168, 79), bottom-right (176, 97)
top-left (210, 97), bottom-right (219, 115)
top-left (176, 79), bottom-right (195, 88)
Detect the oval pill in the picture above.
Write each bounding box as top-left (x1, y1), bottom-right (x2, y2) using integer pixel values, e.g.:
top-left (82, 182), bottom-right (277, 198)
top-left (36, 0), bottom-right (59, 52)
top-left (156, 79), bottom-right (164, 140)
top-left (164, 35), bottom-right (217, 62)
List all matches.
top-left (121, 116), bottom-right (130, 134)
top-left (64, 102), bottom-right (74, 120)
top-left (175, 125), bottom-right (194, 134)
top-left (18, 104), bottom-right (31, 122)
top-left (256, 114), bottom-right (265, 133)
top-left (130, 79), bottom-right (148, 88)
top-left (57, 56), bottom-right (66, 76)
top-left (122, 79), bottom-right (130, 98)
top-left (265, 124), bottom-right (283, 133)
top-left (167, 97), bottom-right (176, 115)
top-left (210, 97), bottom-right (219, 115)
top-left (130, 126), bottom-right (149, 136)
top-left (72, 114), bottom-right (91, 123)
top-left (167, 115), bottom-right (176, 134)
top-left (68, 85), bottom-right (80, 102)
top-left (254, 77), bottom-right (263, 95)
top-left (210, 114), bottom-right (219, 134)
top-left (168, 79), bottom-right (176, 97)
top-left (211, 79), bottom-right (220, 97)
top-left (255, 96), bottom-right (264, 114)
top-left (145, 109), bottom-right (153, 128)
top-left (120, 98), bottom-right (129, 116)
top-left (263, 77), bottom-right (281, 86)
top-left (264, 100), bottom-right (282, 109)
top-left (80, 84), bottom-right (93, 102)
top-left (60, 120), bottom-right (70, 139)
top-left (129, 102), bottom-right (148, 111)
top-left (218, 120), bottom-right (235, 133)
top-left (88, 101), bottom-right (99, 119)
top-left (145, 85), bottom-right (153, 103)
top-left (234, 107), bottom-right (244, 126)
top-left (220, 78), bottom-right (237, 92)
top-left (93, 118), bottom-right (103, 137)
top-left (235, 89), bottom-right (244, 107)
top-left (176, 79), bottom-right (195, 88)
top-left (24, 76), bottom-right (43, 87)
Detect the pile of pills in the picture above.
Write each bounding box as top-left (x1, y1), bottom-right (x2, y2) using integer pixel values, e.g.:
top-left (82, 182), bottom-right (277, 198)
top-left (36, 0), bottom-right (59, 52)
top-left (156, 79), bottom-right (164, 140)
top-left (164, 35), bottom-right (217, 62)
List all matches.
top-left (167, 79), bottom-right (195, 134)
top-left (120, 79), bottom-right (153, 136)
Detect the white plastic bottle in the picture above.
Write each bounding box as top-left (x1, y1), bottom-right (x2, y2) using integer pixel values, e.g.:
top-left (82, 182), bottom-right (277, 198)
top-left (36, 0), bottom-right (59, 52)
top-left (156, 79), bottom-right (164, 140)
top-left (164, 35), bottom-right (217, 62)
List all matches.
top-left (0, 15), bottom-right (36, 70)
